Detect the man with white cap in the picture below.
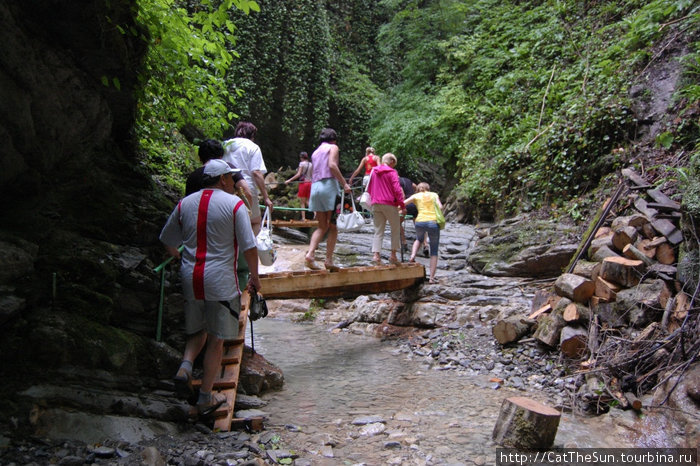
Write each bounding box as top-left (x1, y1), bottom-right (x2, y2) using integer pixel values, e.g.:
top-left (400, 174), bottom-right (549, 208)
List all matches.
top-left (160, 158), bottom-right (261, 417)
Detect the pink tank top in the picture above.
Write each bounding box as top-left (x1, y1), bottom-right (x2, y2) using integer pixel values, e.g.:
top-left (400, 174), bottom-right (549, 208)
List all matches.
top-left (311, 142), bottom-right (334, 182)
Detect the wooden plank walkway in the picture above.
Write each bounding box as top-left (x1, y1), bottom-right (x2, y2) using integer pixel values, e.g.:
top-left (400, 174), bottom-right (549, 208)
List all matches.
top-left (260, 262), bottom-right (426, 299)
top-left (271, 219), bottom-right (318, 228)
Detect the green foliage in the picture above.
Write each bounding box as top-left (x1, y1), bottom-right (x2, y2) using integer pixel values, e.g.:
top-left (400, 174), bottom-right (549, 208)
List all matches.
top-left (133, 0), bottom-right (259, 187)
top-left (228, 1), bottom-right (388, 169)
top-left (371, 0), bottom-right (699, 219)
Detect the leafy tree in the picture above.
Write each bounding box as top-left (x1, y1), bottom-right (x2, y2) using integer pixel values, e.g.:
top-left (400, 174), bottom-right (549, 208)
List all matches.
top-left (133, 0), bottom-right (259, 188)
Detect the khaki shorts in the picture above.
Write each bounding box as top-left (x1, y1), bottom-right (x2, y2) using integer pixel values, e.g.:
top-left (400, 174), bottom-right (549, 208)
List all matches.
top-left (185, 297), bottom-right (240, 340)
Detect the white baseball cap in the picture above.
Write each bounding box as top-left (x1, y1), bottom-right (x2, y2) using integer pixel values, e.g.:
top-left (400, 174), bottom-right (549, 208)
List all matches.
top-left (203, 159), bottom-right (237, 178)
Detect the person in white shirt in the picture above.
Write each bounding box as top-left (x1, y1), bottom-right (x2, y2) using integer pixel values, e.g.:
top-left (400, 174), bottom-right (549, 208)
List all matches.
top-left (160, 159), bottom-right (260, 418)
top-left (223, 121), bottom-right (273, 235)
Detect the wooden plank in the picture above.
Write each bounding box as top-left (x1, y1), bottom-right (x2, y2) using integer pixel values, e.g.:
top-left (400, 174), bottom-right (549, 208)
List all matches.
top-left (621, 168), bottom-right (652, 188)
top-left (634, 198), bottom-right (658, 219)
top-left (647, 189), bottom-right (681, 210)
top-left (271, 219), bottom-right (319, 228)
top-left (260, 263), bottom-right (426, 299)
top-left (528, 304), bottom-right (551, 320)
top-left (651, 218), bottom-right (684, 245)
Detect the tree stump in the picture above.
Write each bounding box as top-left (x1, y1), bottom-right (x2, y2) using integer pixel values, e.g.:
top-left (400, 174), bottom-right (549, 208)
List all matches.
top-left (493, 317), bottom-right (534, 345)
top-left (492, 396), bottom-right (561, 449)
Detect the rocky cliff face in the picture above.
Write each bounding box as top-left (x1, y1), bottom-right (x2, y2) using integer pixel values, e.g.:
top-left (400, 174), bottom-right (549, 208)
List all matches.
top-left (0, 1), bottom-right (178, 388)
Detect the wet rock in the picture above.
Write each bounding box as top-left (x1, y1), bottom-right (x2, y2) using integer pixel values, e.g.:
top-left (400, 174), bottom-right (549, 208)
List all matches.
top-left (359, 423), bottom-right (386, 436)
top-left (351, 415), bottom-right (385, 425)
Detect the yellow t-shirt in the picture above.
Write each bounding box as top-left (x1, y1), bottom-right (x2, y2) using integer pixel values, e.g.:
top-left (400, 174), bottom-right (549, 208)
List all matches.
top-left (410, 192), bottom-right (438, 223)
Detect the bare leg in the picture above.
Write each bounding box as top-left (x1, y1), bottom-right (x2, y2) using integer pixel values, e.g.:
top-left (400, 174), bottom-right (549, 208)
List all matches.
top-left (325, 224), bottom-right (338, 267)
top-left (429, 255), bottom-right (438, 282)
top-left (300, 198), bottom-right (308, 220)
top-left (183, 330), bottom-right (207, 366)
top-left (201, 334), bottom-right (224, 394)
top-left (410, 239), bottom-right (420, 262)
top-left (307, 211), bottom-right (331, 262)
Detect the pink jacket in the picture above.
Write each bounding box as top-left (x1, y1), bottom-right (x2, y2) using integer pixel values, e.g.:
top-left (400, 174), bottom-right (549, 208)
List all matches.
top-left (367, 164), bottom-right (405, 208)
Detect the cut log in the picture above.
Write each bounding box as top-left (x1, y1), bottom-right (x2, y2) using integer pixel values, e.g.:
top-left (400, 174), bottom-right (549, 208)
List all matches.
top-left (591, 262), bottom-right (602, 285)
top-left (533, 312), bottom-right (567, 347)
top-left (572, 260), bottom-right (598, 279)
top-left (554, 273), bottom-right (595, 303)
top-left (635, 238), bottom-right (657, 259)
top-left (589, 235), bottom-right (613, 257)
top-left (623, 244), bottom-right (654, 266)
top-left (593, 302), bottom-right (627, 328)
top-left (612, 226), bottom-right (638, 251)
top-left (559, 326), bottom-right (588, 359)
top-left (563, 302), bottom-right (592, 323)
top-left (600, 256), bottom-right (644, 287)
top-left (624, 392), bottom-right (643, 411)
top-left (493, 317), bottom-right (534, 345)
top-left (651, 218), bottom-right (683, 245)
top-left (594, 276), bottom-right (620, 302)
top-left (594, 226), bottom-right (612, 238)
top-left (492, 396), bottom-right (561, 449)
top-left (656, 243), bottom-right (675, 265)
top-left (530, 289), bottom-right (559, 314)
top-left (611, 214), bottom-right (648, 230)
top-left (591, 245), bottom-right (620, 262)
top-left (647, 263), bottom-right (677, 281)
top-left (641, 222), bottom-right (656, 240)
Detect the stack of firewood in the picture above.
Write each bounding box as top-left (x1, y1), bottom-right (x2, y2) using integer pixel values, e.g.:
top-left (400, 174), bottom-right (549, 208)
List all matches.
top-left (492, 168), bottom-right (697, 412)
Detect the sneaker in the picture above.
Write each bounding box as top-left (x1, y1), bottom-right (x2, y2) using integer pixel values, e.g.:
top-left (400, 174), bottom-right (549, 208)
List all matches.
top-left (197, 392), bottom-right (227, 418)
top-left (173, 368), bottom-right (194, 400)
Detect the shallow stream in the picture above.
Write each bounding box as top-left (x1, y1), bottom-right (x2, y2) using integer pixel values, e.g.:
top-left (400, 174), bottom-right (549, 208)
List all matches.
top-left (248, 318), bottom-right (639, 465)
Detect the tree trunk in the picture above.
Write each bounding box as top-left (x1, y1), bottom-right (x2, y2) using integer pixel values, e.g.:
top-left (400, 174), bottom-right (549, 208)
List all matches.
top-left (492, 396), bottom-right (561, 449)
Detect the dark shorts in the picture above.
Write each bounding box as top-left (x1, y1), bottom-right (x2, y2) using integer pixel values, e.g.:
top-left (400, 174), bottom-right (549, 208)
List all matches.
top-left (415, 221), bottom-right (440, 256)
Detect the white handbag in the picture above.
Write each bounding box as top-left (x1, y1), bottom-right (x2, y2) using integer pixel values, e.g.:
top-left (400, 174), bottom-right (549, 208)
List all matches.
top-left (256, 208), bottom-right (277, 266)
top-left (337, 190), bottom-right (365, 233)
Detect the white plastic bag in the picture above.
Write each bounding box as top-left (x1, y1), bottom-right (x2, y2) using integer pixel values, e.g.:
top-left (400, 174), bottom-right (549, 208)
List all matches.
top-left (337, 190), bottom-right (365, 233)
top-left (359, 169), bottom-right (373, 210)
top-left (256, 208), bottom-right (277, 266)
top-left (359, 191), bottom-right (371, 210)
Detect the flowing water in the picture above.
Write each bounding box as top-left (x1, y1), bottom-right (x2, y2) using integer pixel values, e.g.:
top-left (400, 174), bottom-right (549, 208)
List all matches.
top-left (248, 318), bottom-right (638, 465)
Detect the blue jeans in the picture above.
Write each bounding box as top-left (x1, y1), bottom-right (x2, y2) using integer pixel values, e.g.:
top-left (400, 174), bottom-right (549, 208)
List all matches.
top-left (415, 221), bottom-right (440, 256)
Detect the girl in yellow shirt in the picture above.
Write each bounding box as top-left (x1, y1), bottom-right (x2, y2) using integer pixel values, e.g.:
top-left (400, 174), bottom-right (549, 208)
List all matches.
top-left (404, 182), bottom-right (443, 284)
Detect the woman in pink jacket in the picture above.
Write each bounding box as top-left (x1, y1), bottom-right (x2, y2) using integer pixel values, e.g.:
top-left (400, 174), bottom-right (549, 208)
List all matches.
top-left (366, 153), bottom-right (406, 265)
